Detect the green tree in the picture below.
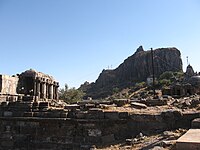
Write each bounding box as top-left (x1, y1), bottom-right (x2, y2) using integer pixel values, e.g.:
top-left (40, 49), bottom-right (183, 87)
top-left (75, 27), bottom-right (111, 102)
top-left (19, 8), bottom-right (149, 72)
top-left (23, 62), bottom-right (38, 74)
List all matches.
top-left (159, 71), bottom-right (174, 80)
top-left (159, 79), bottom-right (171, 86)
top-left (59, 84), bottom-right (85, 103)
top-left (135, 82), bottom-right (146, 88)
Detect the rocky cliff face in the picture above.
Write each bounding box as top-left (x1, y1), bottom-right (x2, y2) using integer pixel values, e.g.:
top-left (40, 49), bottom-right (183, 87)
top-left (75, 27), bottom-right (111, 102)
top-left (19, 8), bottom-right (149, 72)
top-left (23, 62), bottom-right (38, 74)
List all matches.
top-left (81, 46), bottom-right (183, 98)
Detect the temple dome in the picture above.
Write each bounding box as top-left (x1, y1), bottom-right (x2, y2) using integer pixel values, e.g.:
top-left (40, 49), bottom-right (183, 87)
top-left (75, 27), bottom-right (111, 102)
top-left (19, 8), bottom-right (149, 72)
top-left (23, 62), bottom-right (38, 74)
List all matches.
top-left (20, 69), bottom-right (55, 81)
top-left (21, 69), bottom-right (37, 77)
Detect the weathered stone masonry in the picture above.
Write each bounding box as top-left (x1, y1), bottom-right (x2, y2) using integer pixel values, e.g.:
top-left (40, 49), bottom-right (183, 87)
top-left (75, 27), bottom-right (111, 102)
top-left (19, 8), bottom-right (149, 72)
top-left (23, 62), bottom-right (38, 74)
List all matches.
top-left (0, 111), bottom-right (199, 150)
top-left (18, 69), bottom-right (59, 101)
top-left (0, 69), bottom-right (59, 102)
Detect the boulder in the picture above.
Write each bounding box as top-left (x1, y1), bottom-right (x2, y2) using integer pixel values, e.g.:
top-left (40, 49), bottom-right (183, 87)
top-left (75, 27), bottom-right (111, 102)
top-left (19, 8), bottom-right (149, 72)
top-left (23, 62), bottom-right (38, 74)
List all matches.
top-left (131, 102), bottom-right (147, 109)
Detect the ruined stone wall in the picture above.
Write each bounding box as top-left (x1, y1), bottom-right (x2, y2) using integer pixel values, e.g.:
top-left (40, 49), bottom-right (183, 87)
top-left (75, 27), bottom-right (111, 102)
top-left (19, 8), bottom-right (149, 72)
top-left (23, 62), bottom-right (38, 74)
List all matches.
top-left (0, 117), bottom-right (130, 150)
top-left (0, 75), bottom-right (18, 95)
top-left (0, 111), bottom-right (199, 150)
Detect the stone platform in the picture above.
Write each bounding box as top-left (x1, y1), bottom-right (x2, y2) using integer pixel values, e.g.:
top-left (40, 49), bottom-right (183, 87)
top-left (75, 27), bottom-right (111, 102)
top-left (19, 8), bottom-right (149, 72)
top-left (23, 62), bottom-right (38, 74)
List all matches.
top-left (192, 118), bottom-right (200, 128)
top-left (176, 129), bottom-right (200, 150)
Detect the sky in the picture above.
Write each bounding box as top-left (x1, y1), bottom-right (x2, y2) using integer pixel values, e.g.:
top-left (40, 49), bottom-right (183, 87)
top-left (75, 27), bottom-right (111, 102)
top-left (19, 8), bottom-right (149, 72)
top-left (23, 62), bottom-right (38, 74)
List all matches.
top-left (0, 0), bottom-right (200, 88)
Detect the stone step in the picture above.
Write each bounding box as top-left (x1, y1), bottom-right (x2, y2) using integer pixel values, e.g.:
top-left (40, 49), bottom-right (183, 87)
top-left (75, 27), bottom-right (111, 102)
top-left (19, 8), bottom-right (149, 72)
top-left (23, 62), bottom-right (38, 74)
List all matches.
top-left (176, 129), bottom-right (200, 150)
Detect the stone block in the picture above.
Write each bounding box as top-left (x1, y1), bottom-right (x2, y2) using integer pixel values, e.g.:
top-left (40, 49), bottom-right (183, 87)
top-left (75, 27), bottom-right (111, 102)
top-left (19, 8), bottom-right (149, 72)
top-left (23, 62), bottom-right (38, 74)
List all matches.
top-left (144, 98), bottom-right (167, 106)
top-left (176, 129), bottom-right (200, 150)
top-left (0, 111), bottom-right (3, 117)
top-left (131, 102), bottom-right (147, 109)
top-left (87, 109), bottom-right (104, 119)
top-left (27, 121), bottom-right (39, 127)
top-left (113, 99), bottom-right (129, 107)
top-left (22, 96), bottom-right (34, 101)
top-left (85, 113), bottom-right (97, 119)
top-left (76, 112), bottom-right (86, 119)
top-left (85, 136), bottom-right (101, 144)
top-left (101, 134), bottom-right (115, 144)
top-left (23, 112), bottom-right (33, 117)
top-left (47, 111), bottom-right (61, 118)
top-left (191, 118), bottom-right (200, 128)
top-left (88, 108), bottom-right (102, 112)
top-left (1, 101), bottom-right (8, 107)
top-left (38, 112), bottom-right (48, 117)
top-left (39, 102), bottom-right (49, 109)
top-left (80, 144), bottom-right (96, 150)
top-left (33, 112), bottom-right (40, 117)
top-left (32, 102), bottom-right (38, 109)
top-left (119, 112), bottom-right (129, 119)
top-left (104, 111), bottom-right (119, 120)
top-left (12, 111), bottom-right (24, 117)
top-left (9, 102), bottom-right (32, 111)
top-left (73, 136), bottom-right (84, 143)
top-left (3, 111), bottom-right (13, 117)
top-left (88, 129), bottom-right (102, 137)
top-left (85, 103), bottom-right (95, 110)
top-left (64, 104), bottom-right (80, 110)
top-left (0, 140), bottom-right (14, 147)
top-left (60, 112), bottom-right (68, 118)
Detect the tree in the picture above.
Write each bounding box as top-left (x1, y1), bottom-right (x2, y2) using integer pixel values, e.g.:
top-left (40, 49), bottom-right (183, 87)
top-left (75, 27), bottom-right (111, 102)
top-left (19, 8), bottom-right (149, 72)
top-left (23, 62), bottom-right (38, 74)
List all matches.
top-left (59, 84), bottom-right (85, 103)
top-left (159, 79), bottom-right (171, 86)
top-left (158, 71), bottom-right (184, 87)
top-left (159, 71), bottom-right (174, 80)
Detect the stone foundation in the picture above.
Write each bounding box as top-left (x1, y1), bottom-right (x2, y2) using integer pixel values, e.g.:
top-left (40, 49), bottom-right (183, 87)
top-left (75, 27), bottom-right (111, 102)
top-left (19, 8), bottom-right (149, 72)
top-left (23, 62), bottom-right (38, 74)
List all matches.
top-left (0, 110), bottom-right (199, 150)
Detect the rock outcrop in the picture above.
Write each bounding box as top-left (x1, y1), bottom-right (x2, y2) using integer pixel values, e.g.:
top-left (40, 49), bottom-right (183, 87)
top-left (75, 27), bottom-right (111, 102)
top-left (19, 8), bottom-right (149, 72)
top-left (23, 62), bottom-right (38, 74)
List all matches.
top-left (81, 46), bottom-right (183, 98)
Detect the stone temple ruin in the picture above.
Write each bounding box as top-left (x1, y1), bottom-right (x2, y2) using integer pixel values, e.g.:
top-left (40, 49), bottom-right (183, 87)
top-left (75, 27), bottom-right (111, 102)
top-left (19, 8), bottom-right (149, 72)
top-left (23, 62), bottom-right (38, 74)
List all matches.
top-left (0, 69), bottom-right (64, 120)
top-left (0, 69), bottom-right (59, 102)
top-left (162, 64), bottom-right (200, 97)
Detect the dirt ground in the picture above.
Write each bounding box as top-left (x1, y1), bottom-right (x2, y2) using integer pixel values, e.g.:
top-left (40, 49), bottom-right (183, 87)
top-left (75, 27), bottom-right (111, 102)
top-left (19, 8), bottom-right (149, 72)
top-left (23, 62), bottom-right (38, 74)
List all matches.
top-left (97, 129), bottom-right (187, 150)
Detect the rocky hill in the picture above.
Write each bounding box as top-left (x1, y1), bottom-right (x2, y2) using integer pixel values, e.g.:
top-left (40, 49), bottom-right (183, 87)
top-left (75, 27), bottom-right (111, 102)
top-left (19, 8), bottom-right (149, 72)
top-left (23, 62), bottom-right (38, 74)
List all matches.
top-left (80, 46), bottom-right (183, 98)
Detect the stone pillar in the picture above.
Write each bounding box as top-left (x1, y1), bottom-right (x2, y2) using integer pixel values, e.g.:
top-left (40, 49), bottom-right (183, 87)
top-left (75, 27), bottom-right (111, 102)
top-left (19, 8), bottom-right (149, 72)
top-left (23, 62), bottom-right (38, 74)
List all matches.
top-left (55, 86), bottom-right (59, 100)
top-left (46, 83), bottom-right (49, 99)
top-left (41, 82), bottom-right (46, 99)
top-left (49, 84), bottom-right (53, 99)
top-left (33, 80), bottom-right (37, 96)
top-left (53, 85), bottom-right (56, 99)
top-left (36, 80), bottom-right (40, 98)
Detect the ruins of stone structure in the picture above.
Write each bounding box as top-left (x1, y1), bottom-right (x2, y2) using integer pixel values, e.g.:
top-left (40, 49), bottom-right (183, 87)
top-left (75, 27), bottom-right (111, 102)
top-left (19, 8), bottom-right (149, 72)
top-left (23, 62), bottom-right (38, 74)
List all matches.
top-left (0, 68), bottom-right (200, 149)
top-left (162, 64), bottom-right (200, 97)
top-left (0, 69), bottom-right (59, 102)
top-left (162, 83), bottom-right (195, 97)
top-left (0, 74), bottom-right (19, 101)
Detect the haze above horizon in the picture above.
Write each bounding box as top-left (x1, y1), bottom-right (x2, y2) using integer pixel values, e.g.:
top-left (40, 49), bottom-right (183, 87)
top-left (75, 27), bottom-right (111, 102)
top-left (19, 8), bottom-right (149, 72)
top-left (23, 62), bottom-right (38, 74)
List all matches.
top-left (0, 0), bottom-right (200, 88)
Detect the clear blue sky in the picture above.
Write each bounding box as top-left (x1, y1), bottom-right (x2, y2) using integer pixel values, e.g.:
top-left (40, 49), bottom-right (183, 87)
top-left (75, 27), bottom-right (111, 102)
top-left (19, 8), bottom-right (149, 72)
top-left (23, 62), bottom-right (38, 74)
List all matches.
top-left (0, 0), bottom-right (200, 88)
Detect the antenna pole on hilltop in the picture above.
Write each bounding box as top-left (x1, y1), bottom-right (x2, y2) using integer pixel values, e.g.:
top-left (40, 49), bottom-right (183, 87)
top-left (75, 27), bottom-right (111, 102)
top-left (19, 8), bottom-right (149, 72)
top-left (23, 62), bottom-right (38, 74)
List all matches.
top-left (187, 56), bottom-right (189, 65)
top-left (151, 48), bottom-right (156, 96)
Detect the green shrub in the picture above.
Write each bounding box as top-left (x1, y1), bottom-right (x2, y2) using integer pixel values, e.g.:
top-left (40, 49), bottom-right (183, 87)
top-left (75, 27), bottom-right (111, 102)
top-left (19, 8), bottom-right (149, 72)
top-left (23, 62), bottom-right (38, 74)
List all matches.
top-left (59, 84), bottom-right (85, 103)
